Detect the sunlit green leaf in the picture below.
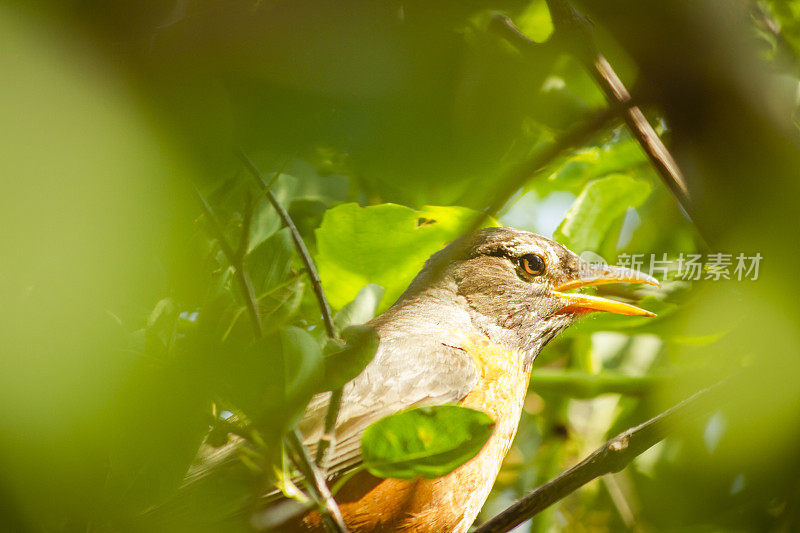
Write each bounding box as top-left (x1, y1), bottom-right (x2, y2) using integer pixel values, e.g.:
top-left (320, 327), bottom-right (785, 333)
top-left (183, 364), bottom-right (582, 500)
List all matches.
top-left (361, 405), bottom-right (495, 480)
top-left (538, 132), bottom-right (651, 195)
top-left (316, 203), bottom-right (492, 312)
top-left (554, 173), bottom-right (652, 253)
top-left (334, 284), bottom-right (385, 330)
top-left (516, 0), bottom-right (554, 43)
top-left (246, 227), bottom-right (294, 296)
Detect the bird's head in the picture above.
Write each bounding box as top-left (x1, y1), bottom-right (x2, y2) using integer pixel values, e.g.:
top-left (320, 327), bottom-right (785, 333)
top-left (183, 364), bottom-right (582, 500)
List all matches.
top-left (403, 227), bottom-right (658, 361)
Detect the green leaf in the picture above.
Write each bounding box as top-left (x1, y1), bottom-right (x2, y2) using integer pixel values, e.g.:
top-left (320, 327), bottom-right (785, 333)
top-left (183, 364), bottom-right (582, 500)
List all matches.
top-left (516, 0), bottom-right (554, 44)
top-left (334, 284), bottom-right (385, 330)
top-left (321, 325), bottom-right (380, 391)
top-left (145, 298), bottom-right (178, 357)
top-left (316, 203), bottom-right (492, 312)
top-left (245, 227), bottom-right (294, 297)
top-left (281, 326), bottom-right (325, 410)
top-left (360, 405), bottom-right (495, 480)
top-left (538, 133), bottom-right (651, 196)
top-left (554, 174), bottom-right (652, 254)
top-left (224, 326), bottom-right (322, 429)
top-left (247, 174), bottom-right (301, 252)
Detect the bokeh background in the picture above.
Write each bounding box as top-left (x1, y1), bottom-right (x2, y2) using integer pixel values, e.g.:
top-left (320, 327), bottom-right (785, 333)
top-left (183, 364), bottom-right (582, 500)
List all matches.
top-left (2, 0), bottom-right (800, 531)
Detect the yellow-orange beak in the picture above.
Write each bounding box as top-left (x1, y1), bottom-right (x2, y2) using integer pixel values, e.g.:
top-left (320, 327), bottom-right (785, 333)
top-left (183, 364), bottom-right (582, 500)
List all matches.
top-left (552, 265), bottom-right (660, 317)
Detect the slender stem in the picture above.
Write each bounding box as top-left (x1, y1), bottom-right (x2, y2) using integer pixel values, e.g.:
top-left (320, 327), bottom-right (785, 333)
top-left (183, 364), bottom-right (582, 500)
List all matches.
top-left (271, 189), bottom-right (336, 338)
top-left (196, 190), bottom-right (262, 337)
top-left (198, 183), bottom-right (347, 532)
top-left (473, 383), bottom-right (723, 533)
top-left (286, 430), bottom-right (349, 533)
top-left (480, 105), bottom-right (618, 230)
top-left (314, 389), bottom-right (343, 466)
top-left (237, 152), bottom-right (337, 339)
top-left (237, 153), bottom-right (348, 521)
top-left (237, 193), bottom-right (255, 262)
top-left (591, 56), bottom-right (692, 208)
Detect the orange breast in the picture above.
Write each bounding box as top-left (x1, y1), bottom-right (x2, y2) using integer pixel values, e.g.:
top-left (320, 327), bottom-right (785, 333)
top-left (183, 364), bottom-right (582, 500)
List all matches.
top-left (299, 336), bottom-right (531, 533)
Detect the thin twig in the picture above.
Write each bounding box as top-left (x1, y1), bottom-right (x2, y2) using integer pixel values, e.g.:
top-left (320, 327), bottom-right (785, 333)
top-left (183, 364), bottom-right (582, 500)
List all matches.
top-left (237, 193), bottom-right (255, 262)
top-left (197, 183), bottom-right (347, 532)
top-left (286, 430), bottom-right (349, 532)
top-left (237, 152), bottom-right (337, 339)
top-left (315, 388), bottom-right (344, 466)
top-left (491, 9), bottom-right (693, 217)
top-left (196, 190), bottom-right (262, 337)
top-left (237, 153), bottom-right (348, 515)
top-left (473, 382), bottom-right (724, 533)
top-left (421, 99), bottom-right (620, 297)
top-left (478, 105), bottom-right (618, 231)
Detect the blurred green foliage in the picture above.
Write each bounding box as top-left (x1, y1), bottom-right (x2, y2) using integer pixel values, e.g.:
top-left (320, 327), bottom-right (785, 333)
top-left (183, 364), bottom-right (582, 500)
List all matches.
top-left (2, 1), bottom-right (800, 532)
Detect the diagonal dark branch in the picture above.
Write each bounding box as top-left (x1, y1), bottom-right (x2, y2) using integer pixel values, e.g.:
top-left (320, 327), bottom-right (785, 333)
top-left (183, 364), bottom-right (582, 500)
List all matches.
top-left (479, 105), bottom-right (618, 230)
top-left (443, 103), bottom-right (618, 259)
top-left (420, 103), bottom-right (618, 290)
top-left (491, 7), bottom-right (693, 218)
top-left (473, 382), bottom-right (724, 533)
top-left (237, 152), bottom-right (337, 340)
top-left (286, 430), bottom-right (348, 532)
top-left (422, 99), bottom-right (621, 292)
top-left (197, 182), bottom-right (347, 532)
top-left (590, 57), bottom-right (692, 210)
top-left (237, 152), bottom-right (347, 500)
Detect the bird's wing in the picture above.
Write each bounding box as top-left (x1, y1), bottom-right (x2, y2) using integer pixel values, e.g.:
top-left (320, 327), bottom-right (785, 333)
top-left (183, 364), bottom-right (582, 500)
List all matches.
top-left (299, 333), bottom-right (480, 478)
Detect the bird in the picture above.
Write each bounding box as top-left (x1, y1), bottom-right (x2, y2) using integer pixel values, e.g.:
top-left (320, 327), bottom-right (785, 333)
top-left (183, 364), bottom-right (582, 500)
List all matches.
top-left (291, 226), bottom-right (657, 532)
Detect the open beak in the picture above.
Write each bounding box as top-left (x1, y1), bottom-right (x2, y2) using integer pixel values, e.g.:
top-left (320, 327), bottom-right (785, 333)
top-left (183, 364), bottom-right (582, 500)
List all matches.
top-left (552, 265), bottom-right (660, 317)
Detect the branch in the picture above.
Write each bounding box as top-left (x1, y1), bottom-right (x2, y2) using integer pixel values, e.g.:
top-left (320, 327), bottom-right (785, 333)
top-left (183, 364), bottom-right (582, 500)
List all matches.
top-left (237, 153), bottom-right (347, 503)
top-left (480, 105), bottom-right (618, 230)
top-left (286, 430), bottom-right (349, 533)
top-left (197, 183), bottom-right (347, 532)
top-left (196, 190), bottom-right (262, 337)
top-left (420, 99), bottom-right (620, 298)
top-left (314, 388), bottom-right (344, 466)
top-left (237, 152), bottom-right (337, 339)
top-left (473, 382), bottom-right (724, 533)
top-left (490, 9), bottom-right (693, 220)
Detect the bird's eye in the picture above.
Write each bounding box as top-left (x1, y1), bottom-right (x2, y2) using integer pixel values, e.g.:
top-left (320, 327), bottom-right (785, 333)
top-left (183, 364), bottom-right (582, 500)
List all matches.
top-left (520, 254), bottom-right (546, 276)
